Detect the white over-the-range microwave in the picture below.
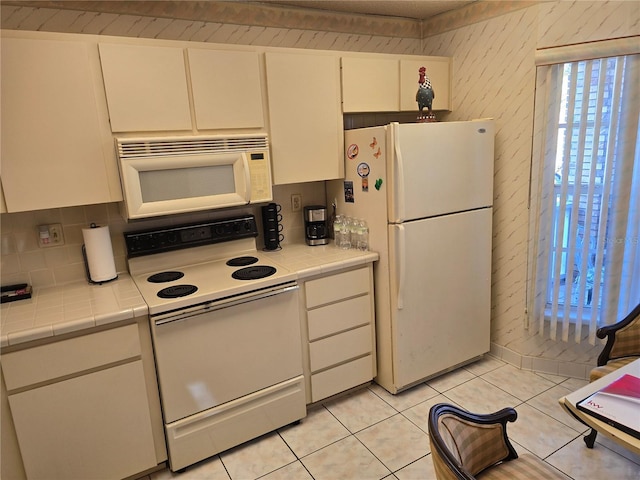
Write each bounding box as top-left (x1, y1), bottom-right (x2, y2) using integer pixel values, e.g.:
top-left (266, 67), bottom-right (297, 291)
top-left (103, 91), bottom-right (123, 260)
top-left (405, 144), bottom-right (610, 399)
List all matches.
top-left (115, 134), bottom-right (273, 219)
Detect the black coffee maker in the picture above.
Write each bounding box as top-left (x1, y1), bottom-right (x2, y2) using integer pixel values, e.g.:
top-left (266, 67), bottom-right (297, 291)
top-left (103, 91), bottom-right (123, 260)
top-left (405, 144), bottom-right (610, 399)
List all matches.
top-left (304, 205), bottom-right (328, 246)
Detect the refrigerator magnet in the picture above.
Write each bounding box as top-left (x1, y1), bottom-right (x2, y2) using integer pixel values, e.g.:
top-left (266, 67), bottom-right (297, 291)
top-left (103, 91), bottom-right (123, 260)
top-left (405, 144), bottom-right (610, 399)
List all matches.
top-left (357, 162), bottom-right (370, 178)
top-left (375, 178), bottom-right (383, 190)
top-left (347, 144), bottom-right (359, 159)
top-left (357, 162), bottom-right (370, 193)
top-left (344, 181), bottom-right (354, 203)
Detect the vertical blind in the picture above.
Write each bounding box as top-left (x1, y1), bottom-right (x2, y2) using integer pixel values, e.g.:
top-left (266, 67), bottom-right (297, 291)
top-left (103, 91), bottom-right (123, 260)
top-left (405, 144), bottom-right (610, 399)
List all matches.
top-left (528, 43), bottom-right (639, 344)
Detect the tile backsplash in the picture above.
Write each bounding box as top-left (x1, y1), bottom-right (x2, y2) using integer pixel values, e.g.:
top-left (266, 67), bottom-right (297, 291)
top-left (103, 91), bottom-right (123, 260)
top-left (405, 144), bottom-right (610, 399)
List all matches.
top-left (0, 182), bottom-right (326, 288)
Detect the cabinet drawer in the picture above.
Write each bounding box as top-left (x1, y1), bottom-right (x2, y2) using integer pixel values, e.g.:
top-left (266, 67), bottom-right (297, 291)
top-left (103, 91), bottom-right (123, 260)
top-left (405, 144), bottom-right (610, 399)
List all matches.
top-left (305, 267), bottom-right (370, 308)
top-left (308, 294), bottom-right (371, 341)
top-left (1, 324), bottom-right (141, 391)
top-left (311, 355), bottom-right (373, 402)
top-left (310, 325), bottom-right (372, 372)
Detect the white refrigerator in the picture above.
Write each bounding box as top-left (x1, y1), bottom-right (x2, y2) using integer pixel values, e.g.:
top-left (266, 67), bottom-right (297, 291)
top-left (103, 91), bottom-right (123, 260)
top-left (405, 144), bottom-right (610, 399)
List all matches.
top-left (327, 120), bottom-right (495, 393)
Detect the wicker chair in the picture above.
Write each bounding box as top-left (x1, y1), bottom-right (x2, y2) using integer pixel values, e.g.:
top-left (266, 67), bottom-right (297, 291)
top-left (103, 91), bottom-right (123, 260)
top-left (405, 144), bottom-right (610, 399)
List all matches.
top-left (428, 403), bottom-right (567, 479)
top-left (583, 302), bottom-right (640, 447)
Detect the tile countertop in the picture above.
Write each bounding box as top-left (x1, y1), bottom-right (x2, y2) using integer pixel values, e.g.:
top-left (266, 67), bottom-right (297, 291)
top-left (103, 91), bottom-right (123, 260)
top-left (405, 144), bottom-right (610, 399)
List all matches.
top-left (0, 244), bottom-right (378, 349)
top-left (262, 242), bottom-right (379, 279)
top-left (0, 274), bottom-right (147, 348)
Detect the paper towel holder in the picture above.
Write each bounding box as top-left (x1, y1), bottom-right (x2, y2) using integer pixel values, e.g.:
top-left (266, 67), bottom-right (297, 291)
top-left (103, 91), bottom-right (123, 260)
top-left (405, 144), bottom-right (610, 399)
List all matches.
top-left (82, 223), bottom-right (118, 285)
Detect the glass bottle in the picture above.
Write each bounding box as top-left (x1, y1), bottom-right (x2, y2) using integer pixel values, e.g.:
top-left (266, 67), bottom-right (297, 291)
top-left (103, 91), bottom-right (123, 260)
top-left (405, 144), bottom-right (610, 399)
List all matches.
top-left (357, 219), bottom-right (369, 251)
top-left (351, 219), bottom-right (362, 250)
top-left (333, 214), bottom-right (343, 248)
top-left (340, 216), bottom-right (352, 249)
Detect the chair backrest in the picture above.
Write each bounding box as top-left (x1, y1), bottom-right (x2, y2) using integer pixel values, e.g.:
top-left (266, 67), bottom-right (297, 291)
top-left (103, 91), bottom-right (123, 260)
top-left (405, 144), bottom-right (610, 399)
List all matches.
top-left (608, 304), bottom-right (640, 359)
top-left (428, 403), bottom-right (518, 480)
top-left (598, 303), bottom-right (640, 364)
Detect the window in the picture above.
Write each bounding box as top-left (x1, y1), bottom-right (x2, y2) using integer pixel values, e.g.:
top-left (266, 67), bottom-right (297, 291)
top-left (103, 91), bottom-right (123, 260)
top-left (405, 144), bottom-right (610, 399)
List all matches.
top-left (528, 49), bottom-right (639, 344)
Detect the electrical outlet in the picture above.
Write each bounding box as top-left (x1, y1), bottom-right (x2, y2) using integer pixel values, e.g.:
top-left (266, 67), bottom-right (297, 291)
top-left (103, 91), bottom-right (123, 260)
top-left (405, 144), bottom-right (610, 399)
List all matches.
top-left (38, 224), bottom-right (65, 247)
top-left (291, 194), bottom-right (302, 212)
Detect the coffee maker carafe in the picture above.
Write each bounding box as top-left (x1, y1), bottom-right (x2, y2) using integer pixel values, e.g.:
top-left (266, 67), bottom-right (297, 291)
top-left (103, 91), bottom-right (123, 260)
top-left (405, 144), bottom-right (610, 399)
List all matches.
top-left (304, 205), bottom-right (328, 246)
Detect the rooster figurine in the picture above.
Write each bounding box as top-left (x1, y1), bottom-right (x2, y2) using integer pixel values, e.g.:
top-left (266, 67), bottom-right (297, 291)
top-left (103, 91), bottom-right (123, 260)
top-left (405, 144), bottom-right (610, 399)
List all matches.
top-left (416, 66), bottom-right (435, 121)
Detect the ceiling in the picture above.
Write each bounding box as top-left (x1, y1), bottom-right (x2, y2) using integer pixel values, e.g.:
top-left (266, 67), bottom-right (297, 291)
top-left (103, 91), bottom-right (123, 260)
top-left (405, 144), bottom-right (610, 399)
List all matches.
top-left (254, 1), bottom-right (479, 20)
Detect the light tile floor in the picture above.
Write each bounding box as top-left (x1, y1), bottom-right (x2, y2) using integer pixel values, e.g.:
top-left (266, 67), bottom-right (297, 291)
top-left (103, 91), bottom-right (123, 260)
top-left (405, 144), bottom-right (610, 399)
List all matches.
top-left (147, 356), bottom-right (640, 480)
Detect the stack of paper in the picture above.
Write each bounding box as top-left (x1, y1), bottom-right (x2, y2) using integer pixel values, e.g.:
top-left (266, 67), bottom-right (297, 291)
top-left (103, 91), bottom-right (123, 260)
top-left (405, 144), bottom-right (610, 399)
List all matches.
top-left (577, 373), bottom-right (640, 439)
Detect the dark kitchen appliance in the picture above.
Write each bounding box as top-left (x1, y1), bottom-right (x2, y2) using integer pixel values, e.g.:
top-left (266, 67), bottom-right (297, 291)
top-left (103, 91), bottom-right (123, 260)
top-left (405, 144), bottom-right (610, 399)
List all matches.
top-left (304, 205), bottom-right (328, 246)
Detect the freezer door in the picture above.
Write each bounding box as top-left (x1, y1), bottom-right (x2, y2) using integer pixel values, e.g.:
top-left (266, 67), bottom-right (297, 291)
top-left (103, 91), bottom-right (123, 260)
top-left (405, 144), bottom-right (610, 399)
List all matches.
top-left (389, 120), bottom-right (494, 223)
top-left (389, 208), bottom-right (492, 389)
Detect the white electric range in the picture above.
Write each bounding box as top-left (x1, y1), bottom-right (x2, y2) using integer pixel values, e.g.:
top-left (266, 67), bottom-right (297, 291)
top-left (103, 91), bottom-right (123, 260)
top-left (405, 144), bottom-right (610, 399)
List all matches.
top-left (125, 215), bottom-right (306, 472)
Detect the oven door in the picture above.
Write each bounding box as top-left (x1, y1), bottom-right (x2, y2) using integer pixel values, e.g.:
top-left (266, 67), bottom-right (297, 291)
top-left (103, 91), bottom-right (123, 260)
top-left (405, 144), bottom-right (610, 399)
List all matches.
top-left (120, 152), bottom-right (251, 219)
top-left (151, 283), bottom-right (302, 424)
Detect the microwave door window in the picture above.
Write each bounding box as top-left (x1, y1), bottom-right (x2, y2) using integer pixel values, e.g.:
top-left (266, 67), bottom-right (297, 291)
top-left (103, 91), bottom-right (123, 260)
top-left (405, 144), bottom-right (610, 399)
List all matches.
top-left (139, 165), bottom-right (235, 202)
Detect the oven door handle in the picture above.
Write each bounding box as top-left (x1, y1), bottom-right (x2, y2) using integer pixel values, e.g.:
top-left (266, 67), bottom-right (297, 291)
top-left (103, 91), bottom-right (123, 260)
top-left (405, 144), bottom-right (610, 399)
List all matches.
top-left (154, 283), bottom-right (299, 326)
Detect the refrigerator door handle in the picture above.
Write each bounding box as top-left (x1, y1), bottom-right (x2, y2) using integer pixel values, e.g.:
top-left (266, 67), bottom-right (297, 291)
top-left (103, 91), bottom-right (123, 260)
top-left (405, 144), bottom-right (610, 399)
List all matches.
top-left (396, 224), bottom-right (406, 310)
top-left (393, 123), bottom-right (405, 223)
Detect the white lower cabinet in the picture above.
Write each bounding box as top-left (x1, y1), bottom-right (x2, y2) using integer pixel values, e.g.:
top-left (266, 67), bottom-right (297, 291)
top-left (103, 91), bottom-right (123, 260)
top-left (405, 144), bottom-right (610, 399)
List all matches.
top-left (1, 321), bottom-right (166, 480)
top-left (311, 356), bottom-right (374, 402)
top-left (301, 265), bottom-right (376, 403)
top-left (9, 362), bottom-right (156, 480)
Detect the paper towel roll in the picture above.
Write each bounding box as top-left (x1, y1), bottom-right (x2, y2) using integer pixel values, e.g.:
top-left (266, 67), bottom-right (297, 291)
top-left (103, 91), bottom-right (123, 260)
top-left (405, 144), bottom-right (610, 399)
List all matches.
top-left (82, 225), bottom-right (117, 283)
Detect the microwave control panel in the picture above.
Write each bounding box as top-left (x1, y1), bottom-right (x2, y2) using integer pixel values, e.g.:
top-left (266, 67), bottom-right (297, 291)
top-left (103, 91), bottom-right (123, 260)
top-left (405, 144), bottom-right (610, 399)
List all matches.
top-left (248, 151), bottom-right (273, 203)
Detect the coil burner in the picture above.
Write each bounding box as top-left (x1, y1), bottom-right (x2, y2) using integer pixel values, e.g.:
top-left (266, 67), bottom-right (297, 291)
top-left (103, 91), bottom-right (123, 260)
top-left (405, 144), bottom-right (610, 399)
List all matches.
top-left (148, 271), bottom-right (185, 283)
top-left (232, 266), bottom-right (277, 280)
top-left (157, 285), bottom-right (198, 298)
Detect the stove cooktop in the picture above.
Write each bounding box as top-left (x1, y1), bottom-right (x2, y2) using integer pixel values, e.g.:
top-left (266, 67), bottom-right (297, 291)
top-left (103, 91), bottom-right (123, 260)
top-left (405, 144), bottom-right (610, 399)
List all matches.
top-left (125, 215), bottom-right (296, 315)
top-left (131, 251), bottom-right (295, 315)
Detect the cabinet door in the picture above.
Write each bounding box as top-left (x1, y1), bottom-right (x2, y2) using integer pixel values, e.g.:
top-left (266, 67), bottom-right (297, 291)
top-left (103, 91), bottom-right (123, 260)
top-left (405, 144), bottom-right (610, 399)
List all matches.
top-left (265, 52), bottom-right (343, 184)
top-left (0, 177), bottom-right (6, 214)
top-left (99, 43), bottom-right (192, 132)
top-left (8, 361), bottom-right (157, 480)
top-left (400, 58), bottom-right (451, 111)
top-left (188, 48), bottom-right (264, 130)
top-left (0, 36), bottom-right (122, 212)
top-left (341, 57), bottom-right (399, 112)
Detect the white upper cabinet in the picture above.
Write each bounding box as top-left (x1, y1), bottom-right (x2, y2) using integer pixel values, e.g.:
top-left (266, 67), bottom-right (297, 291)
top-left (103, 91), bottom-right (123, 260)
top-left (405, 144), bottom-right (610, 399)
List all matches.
top-left (1, 34), bottom-right (122, 213)
top-left (400, 58), bottom-right (451, 112)
top-left (341, 54), bottom-right (451, 113)
top-left (99, 44), bottom-right (267, 134)
top-left (341, 57), bottom-right (399, 112)
top-left (265, 51), bottom-right (344, 185)
top-left (99, 43), bottom-right (192, 133)
top-left (188, 49), bottom-right (264, 130)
